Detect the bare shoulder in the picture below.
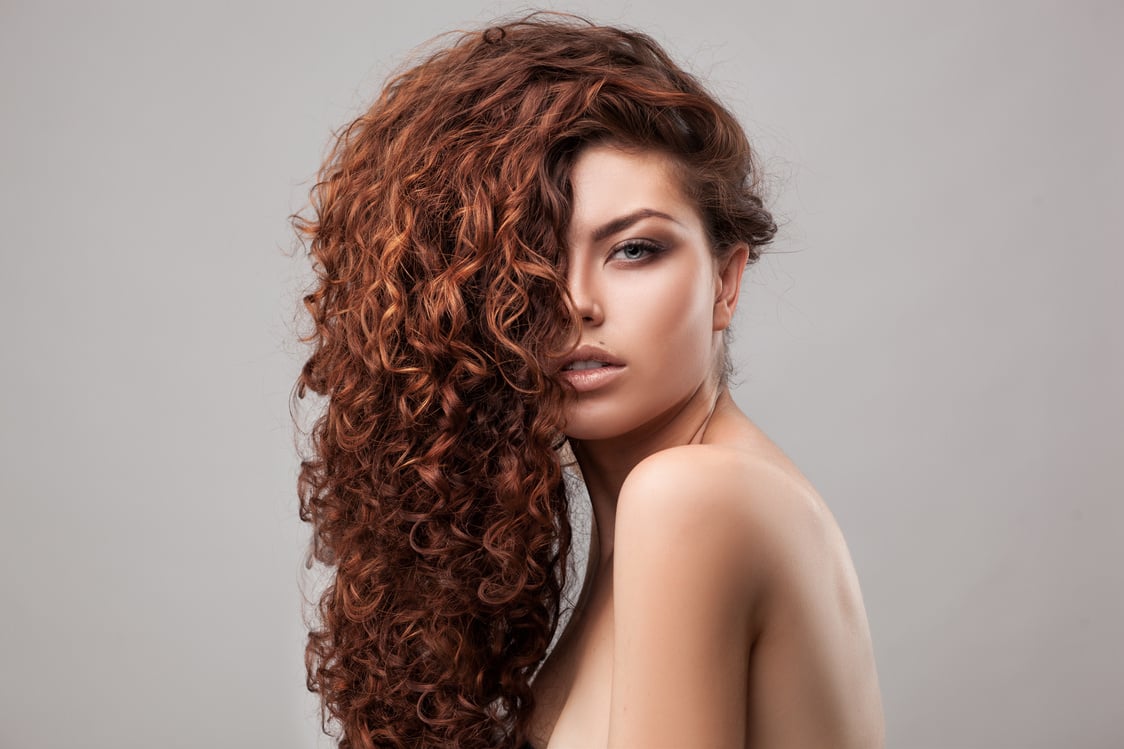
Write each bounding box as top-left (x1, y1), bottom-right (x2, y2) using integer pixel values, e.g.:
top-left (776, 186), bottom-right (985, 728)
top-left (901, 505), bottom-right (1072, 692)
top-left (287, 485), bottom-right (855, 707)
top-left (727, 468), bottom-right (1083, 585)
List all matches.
top-left (614, 444), bottom-right (885, 748)
top-left (620, 442), bottom-right (825, 516)
top-left (619, 440), bottom-right (871, 631)
top-left (617, 443), bottom-right (835, 609)
top-left (606, 444), bottom-right (852, 746)
top-left (614, 443), bottom-right (780, 615)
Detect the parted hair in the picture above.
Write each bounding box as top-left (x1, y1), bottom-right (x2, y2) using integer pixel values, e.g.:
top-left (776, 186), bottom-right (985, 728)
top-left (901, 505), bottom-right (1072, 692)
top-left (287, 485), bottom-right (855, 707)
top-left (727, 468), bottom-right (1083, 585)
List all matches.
top-left (293, 12), bottom-right (776, 749)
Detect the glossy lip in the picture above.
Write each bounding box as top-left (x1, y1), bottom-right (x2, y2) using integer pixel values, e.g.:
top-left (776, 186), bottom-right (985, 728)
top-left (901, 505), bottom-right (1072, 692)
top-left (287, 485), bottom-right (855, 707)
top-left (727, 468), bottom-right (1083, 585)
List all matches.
top-left (559, 363), bottom-right (624, 393)
top-left (555, 344), bottom-right (625, 394)
top-left (555, 344), bottom-right (625, 374)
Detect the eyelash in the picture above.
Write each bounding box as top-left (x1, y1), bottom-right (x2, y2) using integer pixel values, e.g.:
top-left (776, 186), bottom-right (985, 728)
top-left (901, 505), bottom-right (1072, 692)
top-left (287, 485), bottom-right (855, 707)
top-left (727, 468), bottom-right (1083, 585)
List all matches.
top-left (610, 239), bottom-right (664, 262)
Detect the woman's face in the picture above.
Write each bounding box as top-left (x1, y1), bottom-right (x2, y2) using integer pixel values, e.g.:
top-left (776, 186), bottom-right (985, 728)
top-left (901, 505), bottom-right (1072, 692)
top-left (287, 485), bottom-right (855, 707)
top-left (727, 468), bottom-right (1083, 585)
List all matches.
top-left (556, 144), bottom-right (743, 442)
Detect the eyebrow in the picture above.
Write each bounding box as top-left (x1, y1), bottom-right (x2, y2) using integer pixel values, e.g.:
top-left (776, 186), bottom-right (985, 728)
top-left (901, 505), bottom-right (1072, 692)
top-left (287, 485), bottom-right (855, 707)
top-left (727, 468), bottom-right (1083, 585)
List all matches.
top-left (591, 208), bottom-right (681, 242)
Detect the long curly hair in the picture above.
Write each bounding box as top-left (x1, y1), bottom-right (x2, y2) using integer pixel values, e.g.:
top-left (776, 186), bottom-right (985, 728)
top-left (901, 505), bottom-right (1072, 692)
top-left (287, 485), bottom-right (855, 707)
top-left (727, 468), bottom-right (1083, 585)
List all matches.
top-left (293, 12), bottom-right (777, 749)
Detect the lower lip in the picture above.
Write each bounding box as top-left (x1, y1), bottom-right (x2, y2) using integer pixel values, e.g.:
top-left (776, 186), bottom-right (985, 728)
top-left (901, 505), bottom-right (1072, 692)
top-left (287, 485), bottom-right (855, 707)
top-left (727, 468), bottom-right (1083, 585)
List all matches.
top-left (559, 365), bottom-right (624, 393)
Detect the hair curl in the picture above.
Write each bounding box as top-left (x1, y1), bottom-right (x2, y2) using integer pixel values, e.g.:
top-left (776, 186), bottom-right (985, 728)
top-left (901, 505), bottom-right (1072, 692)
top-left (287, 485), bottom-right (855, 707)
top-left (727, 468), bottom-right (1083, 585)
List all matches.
top-left (293, 12), bottom-right (776, 749)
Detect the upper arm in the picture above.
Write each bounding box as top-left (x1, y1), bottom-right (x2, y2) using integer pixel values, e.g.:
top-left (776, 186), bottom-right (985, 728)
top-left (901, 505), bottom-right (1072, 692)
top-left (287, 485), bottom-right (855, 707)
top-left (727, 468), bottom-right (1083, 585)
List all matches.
top-left (607, 446), bottom-right (788, 749)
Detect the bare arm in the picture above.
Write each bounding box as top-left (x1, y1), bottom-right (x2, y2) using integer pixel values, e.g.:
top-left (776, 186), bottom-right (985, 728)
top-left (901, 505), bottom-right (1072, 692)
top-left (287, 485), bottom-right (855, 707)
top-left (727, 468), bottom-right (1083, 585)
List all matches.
top-left (606, 446), bottom-right (767, 749)
top-left (605, 442), bottom-right (884, 748)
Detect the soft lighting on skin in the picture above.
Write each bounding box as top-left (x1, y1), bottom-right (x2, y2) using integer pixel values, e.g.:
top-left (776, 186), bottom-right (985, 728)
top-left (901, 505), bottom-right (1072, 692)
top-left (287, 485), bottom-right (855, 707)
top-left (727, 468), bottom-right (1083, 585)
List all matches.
top-left (558, 144), bottom-right (738, 445)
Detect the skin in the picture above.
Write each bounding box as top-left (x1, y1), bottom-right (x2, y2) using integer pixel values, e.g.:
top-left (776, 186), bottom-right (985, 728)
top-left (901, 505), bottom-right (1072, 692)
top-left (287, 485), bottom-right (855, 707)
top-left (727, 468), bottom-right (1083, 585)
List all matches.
top-left (527, 145), bottom-right (885, 748)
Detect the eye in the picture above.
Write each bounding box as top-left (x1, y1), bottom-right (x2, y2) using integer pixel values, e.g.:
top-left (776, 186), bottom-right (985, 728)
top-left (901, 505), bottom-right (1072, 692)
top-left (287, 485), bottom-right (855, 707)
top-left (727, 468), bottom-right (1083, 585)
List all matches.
top-left (610, 239), bottom-right (663, 262)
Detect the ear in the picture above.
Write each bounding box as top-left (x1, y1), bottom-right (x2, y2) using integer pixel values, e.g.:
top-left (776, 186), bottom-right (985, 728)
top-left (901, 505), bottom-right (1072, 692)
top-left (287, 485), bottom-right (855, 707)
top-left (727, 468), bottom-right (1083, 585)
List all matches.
top-left (713, 243), bottom-right (749, 332)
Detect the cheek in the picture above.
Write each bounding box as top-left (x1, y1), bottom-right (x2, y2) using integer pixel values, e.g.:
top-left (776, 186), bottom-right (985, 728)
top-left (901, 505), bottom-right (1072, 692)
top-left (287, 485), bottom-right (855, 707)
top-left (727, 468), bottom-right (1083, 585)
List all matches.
top-left (622, 267), bottom-right (714, 366)
top-left (561, 269), bottom-right (714, 440)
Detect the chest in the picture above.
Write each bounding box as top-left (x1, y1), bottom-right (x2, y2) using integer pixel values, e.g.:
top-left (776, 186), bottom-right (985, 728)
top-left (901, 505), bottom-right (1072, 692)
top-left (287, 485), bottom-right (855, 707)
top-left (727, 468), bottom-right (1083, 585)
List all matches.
top-left (527, 579), bottom-right (614, 749)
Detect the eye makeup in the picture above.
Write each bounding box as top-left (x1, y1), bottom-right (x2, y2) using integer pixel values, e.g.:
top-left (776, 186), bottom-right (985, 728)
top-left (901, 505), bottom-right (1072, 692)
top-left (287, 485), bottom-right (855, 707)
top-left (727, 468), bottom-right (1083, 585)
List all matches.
top-left (609, 238), bottom-right (667, 264)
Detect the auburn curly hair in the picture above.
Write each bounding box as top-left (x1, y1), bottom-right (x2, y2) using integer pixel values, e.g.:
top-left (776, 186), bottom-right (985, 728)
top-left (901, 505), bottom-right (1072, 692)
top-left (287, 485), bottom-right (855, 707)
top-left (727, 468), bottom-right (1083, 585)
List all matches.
top-left (293, 12), bottom-right (777, 749)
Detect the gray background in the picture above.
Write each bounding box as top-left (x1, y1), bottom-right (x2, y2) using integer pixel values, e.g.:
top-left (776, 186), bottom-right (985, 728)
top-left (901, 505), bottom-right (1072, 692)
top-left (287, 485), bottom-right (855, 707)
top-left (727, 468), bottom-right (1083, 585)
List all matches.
top-left (1, 1), bottom-right (1120, 747)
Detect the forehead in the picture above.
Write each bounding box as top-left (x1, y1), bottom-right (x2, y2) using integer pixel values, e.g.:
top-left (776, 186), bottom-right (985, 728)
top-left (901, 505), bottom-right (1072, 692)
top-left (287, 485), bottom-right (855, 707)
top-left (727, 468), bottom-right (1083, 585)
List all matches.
top-left (566, 145), bottom-right (700, 238)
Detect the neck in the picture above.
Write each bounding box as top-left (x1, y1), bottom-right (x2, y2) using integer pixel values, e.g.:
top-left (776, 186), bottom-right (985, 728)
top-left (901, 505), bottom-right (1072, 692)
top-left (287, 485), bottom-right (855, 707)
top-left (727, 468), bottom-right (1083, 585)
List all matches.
top-left (569, 382), bottom-right (729, 572)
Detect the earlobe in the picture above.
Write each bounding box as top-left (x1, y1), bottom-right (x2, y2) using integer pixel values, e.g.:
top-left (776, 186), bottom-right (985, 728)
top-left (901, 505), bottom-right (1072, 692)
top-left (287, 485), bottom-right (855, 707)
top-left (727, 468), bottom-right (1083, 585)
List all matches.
top-left (713, 243), bottom-right (749, 331)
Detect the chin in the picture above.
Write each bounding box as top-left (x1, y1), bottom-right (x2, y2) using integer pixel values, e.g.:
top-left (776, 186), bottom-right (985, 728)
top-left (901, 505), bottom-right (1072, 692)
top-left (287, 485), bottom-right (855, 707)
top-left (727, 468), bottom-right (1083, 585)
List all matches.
top-left (560, 409), bottom-right (634, 442)
top-left (559, 400), bottom-right (664, 443)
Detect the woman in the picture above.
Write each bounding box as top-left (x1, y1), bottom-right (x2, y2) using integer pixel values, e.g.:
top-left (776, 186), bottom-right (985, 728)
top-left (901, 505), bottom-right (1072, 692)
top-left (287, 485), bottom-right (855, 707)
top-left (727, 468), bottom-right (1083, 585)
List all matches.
top-left (295, 13), bottom-right (884, 749)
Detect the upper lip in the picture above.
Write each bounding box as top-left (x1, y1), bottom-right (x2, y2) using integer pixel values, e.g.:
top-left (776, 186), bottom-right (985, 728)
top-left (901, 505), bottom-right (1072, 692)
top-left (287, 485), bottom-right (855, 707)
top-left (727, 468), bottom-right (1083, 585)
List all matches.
top-left (555, 344), bottom-right (624, 373)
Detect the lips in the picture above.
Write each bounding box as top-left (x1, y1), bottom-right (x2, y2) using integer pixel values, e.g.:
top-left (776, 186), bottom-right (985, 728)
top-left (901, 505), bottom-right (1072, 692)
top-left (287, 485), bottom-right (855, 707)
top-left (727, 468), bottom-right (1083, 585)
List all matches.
top-left (555, 344), bottom-right (624, 374)
top-left (555, 345), bottom-right (625, 393)
top-left (564, 360), bottom-right (611, 371)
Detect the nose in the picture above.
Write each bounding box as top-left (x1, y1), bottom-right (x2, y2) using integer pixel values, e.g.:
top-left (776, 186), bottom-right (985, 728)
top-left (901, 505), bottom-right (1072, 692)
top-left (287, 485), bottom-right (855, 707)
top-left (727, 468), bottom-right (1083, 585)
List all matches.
top-left (567, 262), bottom-right (603, 326)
